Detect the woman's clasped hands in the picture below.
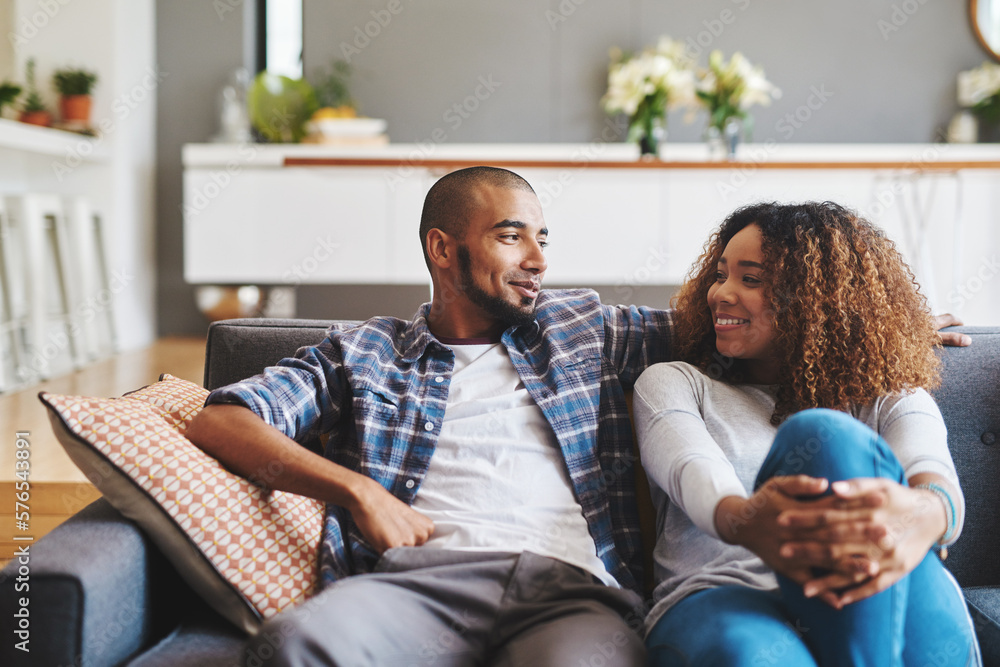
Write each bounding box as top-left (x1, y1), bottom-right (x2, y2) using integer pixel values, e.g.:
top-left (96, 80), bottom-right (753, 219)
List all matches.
top-left (717, 475), bottom-right (949, 610)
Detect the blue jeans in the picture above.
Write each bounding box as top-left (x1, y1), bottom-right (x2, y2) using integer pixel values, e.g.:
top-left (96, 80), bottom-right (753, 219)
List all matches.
top-left (646, 408), bottom-right (981, 667)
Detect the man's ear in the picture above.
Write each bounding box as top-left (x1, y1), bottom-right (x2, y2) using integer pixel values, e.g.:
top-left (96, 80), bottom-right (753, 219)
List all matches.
top-left (426, 228), bottom-right (455, 270)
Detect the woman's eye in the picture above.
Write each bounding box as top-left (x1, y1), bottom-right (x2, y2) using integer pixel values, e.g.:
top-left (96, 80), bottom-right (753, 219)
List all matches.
top-left (743, 275), bottom-right (761, 285)
top-left (715, 271), bottom-right (726, 282)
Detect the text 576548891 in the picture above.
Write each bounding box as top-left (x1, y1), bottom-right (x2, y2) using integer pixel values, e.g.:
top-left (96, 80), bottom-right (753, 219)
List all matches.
top-left (12, 431), bottom-right (31, 654)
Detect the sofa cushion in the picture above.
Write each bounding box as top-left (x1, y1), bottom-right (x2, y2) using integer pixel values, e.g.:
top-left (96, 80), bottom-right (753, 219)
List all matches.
top-left (39, 374), bottom-right (325, 634)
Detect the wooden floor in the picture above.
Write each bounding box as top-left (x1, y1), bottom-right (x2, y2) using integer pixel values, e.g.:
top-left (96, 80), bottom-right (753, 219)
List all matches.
top-left (0, 338), bottom-right (205, 562)
top-left (0, 337), bottom-right (206, 483)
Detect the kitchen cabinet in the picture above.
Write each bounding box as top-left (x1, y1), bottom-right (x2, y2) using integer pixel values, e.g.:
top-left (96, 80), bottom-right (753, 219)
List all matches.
top-left (184, 143), bottom-right (1000, 324)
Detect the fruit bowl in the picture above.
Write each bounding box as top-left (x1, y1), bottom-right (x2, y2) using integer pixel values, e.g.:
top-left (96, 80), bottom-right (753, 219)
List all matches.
top-left (309, 117), bottom-right (387, 138)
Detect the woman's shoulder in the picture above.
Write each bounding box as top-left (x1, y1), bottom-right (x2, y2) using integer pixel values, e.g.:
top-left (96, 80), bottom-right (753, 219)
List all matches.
top-left (636, 361), bottom-right (706, 389)
top-left (853, 387), bottom-right (942, 426)
top-left (634, 360), bottom-right (721, 405)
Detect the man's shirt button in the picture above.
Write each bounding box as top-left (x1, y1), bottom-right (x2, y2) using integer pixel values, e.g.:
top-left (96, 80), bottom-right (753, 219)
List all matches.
top-left (424, 421), bottom-right (434, 431)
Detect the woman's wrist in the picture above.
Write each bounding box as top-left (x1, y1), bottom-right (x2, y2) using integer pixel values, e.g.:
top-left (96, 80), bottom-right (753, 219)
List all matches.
top-left (714, 495), bottom-right (751, 546)
top-left (912, 482), bottom-right (957, 555)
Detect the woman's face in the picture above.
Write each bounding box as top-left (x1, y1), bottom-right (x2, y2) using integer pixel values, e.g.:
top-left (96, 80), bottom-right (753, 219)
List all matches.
top-left (707, 223), bottom-right (779, 381)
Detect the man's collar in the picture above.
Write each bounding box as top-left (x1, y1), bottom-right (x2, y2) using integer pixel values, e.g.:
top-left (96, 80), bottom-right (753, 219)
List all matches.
top-left (400, 302), bottom-right (541, 362)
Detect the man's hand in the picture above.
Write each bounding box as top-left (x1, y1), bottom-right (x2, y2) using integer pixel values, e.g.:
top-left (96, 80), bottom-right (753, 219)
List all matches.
top-left (348, 477), bottom-right (435, 554)
top-left (187, 404), bottom-right (434, 554)
top-left (933, 313), bottom-right (971, 347)
top-left (776, 478), bottom-right (946, 608)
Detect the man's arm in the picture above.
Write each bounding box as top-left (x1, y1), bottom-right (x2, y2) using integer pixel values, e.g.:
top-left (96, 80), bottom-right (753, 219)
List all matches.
top-left (186, 404), bottom-right (434, 553)
top-left (602, 303), bottom-right (674, 385)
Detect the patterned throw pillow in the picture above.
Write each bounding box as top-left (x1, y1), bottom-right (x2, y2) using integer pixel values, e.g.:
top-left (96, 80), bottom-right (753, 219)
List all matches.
top-left (39, 374), bottom-right (325, 634)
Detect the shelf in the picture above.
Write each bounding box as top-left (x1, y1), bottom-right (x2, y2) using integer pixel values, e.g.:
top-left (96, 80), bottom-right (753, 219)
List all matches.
top-left (0, 117), bottom-right (108, 161)
top-left (184, 141), bottom-right (1000, 170)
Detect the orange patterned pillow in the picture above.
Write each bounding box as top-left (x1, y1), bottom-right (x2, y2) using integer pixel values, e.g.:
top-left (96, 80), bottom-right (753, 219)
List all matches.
top-left (39, 374), bottom-right (324, 634)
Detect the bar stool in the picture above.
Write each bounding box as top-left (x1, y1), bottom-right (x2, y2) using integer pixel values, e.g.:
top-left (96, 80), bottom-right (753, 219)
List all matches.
top-left (3, 194), bottom-right (85, 381)
top-left (64, 196), bottom-right (117, 360)
top-left (0, 198), bottom-right (27, 392)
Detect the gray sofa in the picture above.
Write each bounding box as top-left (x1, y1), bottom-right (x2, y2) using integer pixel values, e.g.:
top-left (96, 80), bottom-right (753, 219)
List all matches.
top-left (2, 318), bottom-right (999, 666)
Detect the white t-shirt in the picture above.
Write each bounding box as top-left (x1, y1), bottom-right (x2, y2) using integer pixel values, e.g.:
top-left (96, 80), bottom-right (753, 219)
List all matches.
top-left (412, 340), bottom-right (615, 586)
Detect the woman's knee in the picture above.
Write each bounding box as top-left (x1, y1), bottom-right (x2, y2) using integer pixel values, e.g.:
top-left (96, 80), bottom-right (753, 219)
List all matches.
top-left (647, 588), bottom-right (816, 667)
top-left (756, 408), bottom-right (903, 487)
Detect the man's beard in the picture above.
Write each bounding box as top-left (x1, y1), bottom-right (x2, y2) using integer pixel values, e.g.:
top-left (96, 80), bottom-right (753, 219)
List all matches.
top-left (457, 245), bottom-right (537, 327)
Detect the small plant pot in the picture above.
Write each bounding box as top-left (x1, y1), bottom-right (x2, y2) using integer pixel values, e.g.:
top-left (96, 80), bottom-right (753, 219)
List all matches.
top-left (19, 110), bottom-right (52, 127)
top-left (60, 95), bottom-right (92, 124)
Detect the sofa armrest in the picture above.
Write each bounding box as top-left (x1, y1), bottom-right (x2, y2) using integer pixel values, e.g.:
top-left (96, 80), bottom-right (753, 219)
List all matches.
top-left (0, 498), bottom-right (156, 667)
top-left (965, 587), bottom-right (1000, 666)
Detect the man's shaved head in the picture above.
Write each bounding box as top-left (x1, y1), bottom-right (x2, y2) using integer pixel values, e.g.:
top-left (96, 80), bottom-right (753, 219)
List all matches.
top-left (418, 166), bottom-right (536, 271)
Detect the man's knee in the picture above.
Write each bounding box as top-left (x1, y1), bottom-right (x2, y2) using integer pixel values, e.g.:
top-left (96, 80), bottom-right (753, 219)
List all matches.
top-left (243, 611), bottom-right (338, 667)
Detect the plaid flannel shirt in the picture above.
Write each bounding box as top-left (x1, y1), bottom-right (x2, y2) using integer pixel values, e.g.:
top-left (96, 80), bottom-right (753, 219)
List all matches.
top-left (207, 289), bottom-right (673, 594)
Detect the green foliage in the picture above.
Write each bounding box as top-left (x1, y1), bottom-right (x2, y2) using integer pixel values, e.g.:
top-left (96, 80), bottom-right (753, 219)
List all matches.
top-left (971, 93), bottom-right (1000, 126)
top-left (22, 59), bottom-right (47, 113)
top-left (52, 67), bottom-right (98, 96)
top-left (0, 82), bottom-right (22, 114)
top-left (247, 72), bottom-right (319, 143)
top-left (313, 60), bottom-right (354, 109)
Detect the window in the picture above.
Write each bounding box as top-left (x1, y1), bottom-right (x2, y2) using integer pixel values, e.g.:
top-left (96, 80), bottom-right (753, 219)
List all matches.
top-left (258, 0), bottom-right (303, 78)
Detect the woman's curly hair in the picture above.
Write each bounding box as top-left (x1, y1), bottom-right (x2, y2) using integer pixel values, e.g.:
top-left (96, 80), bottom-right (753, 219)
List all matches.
top-left (672, 201), bottom-right (941, 424)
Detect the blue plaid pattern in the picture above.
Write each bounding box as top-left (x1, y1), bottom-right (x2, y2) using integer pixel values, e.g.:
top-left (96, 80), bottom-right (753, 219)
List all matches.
top-left (207, 289), bottom-right (673, 594)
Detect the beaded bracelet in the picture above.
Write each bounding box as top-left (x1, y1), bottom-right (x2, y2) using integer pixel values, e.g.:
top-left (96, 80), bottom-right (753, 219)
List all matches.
top-left (914, 482), bottom-right (958, 560)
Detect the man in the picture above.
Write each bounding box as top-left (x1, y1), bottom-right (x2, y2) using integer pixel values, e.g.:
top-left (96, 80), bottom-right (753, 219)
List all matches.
top-left (188, 166), bottom-right (669, 666)
top-left (187, 166), bottom-right (968, 666)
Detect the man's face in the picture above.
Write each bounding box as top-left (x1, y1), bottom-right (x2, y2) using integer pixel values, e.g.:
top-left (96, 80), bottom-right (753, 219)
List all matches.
top-left (455, 185), bottom-right (548, 327)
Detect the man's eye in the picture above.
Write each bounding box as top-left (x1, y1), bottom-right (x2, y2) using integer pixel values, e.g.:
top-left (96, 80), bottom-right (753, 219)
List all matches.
top-left (501, 234), bottom-right (518, 241)
top-left (539, 240), bottom-right (549, 249)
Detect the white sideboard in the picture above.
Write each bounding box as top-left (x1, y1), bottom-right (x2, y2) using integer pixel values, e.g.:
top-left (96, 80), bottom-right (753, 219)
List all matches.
top-left (183, 143), bottom-right (1000, 325)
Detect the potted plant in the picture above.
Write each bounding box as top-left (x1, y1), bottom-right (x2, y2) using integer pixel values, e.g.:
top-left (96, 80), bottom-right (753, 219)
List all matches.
top-left (19, 58), bottom-right (51, 127)
top-left (52, 66), bottom-right (97, 124)
top-left (0, 81), bottom-right (21, 118)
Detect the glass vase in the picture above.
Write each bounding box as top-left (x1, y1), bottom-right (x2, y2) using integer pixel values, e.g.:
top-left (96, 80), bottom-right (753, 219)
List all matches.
top-left (723, 116), bottom-right (743, 160)
top-left (705, 125), bottom-right (725, 160)
top-left (635, 114), bottom-right (666, 159)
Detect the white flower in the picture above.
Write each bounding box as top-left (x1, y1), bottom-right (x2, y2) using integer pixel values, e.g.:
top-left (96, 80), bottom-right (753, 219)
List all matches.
top-left (704, 50), bottom-right (779, 110)
top-left (958, 62), bottom-right (1000, 107)
top-left (601, 36), bottom-right (698, 117)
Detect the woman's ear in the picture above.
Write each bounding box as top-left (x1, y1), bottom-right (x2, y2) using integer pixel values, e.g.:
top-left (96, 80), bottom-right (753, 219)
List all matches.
top-left (426, 228), bottom-right (454, 270)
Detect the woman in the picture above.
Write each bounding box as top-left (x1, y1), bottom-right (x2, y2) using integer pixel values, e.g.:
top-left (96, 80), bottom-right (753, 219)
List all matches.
top-left (634, 202), bottom-right (980, 666)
